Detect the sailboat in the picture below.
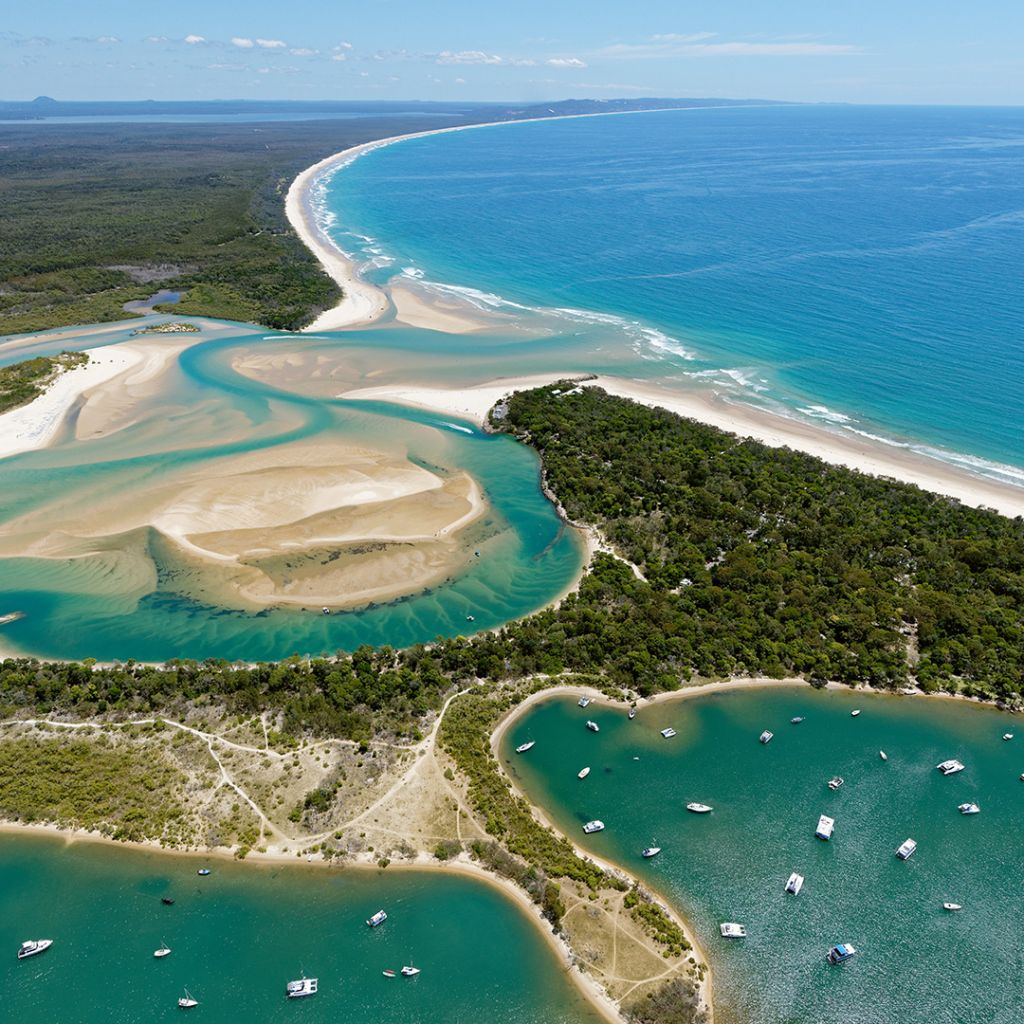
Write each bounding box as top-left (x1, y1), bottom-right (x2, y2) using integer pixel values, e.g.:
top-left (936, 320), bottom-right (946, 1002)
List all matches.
top-left (178, 989), bottom-right (199, 1009)
top-left (154, 942), bottom-right (172, 958)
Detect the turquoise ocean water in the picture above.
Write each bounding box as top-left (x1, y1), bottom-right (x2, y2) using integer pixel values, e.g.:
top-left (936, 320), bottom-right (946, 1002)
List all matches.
top-left (503, 689), bottom-right (1024, 1024)
top-left (0, 834), bottom-right (597, 1023)
top-left (323, 104), bottom-right (1024, 482)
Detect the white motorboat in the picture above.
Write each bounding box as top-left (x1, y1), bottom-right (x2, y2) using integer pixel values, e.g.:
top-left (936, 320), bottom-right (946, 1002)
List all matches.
top-left (827, 776), bottom-right (844, 791)
top-left (578, 696), bottom-right (591, 708)
top-left (958, 802), bottom-right (980, 815)
top-left (815, 814), bottom-right (835, 840)
top-left (154, 943), bottom-right (172, 958)
top-left (577, 766), bottom-right (591, 779)
top-left (641, 847), bottom-right (661, 858)
top-left (827, 943), bottom-right (857, 964)
top-left (17, 939), bottom-right (52, 961)
top-left (936, 759), bottom-right (965, 775)
top-left (790, 716), bottom-right (805, 724)
top-left (178, 989), bottom-right (199, 1009)
top-left (686, 803), bottom-right (713, 814)
top-left (785, 872), bottom-right (804, 895)
top-left (896, 838), bottom-right (917, 860)
top-left (516, 741), bottom-right (535, 754)
top-left (586, 720), bottom-right (600, 732)
top-left (197, 868), bottom-right (211, 876)
top-left (583, 820), bottom-right (605, 834)
top-left (851, 709), bottom-right (861, 717)
top-left (759, 730), bottom-right (773, 744)
top-left (879, 750), bottom-right (888, 761)
top-left (1004, 733), bottom-right (1014, 741)
top-left (719, 922), bottom-right (747, 938)
top-left (943, 902), bottom-right (962, 911)
top-left (628, 708), bottom-right (637, 720)
top-left (366, 909), bottom-right (388, 928)
top-left (660, 727), bottom-right (677, 738)
top-left (401, 964), bottom-right (421, 977)
top-left (287, 977), bottom-right (318, 998)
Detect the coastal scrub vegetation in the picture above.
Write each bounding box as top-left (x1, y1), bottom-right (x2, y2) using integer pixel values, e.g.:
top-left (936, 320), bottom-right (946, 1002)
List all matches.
top-left (0, 351), bottom-right (88, 413)
top-left (0, 735), bottom-right (184, 842)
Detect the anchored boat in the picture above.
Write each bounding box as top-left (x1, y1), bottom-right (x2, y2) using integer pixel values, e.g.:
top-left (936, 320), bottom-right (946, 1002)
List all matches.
top-left (577, 696), bottom-right (591, 708)
top-left (154, 943), bottom-right (172, 958)
top-left (586, 720), bottom-right (600, 732)
top-left (759, 730), bottom-right (773, 744)
top-left (686, 803), bottom-right (713, 813)
top-left (958, 803), bottom-right (980, 815)
top-left (515, 741), bottom-right (535, 754)
top-left (785, 872), bottom-right (804, 895)
top-left (827, 943), bottom-right (857, 964)
top-left (401, 964), bottom-right (421, 977)
top-left (641, 846), bottom-right (661, 858)
top-left (287, 977), bottom-right (318, 999)
top-left (178, 989), bottom-right (199, 1009)
top-left (943, 902), bottom-right (962, 911)
top-left (583, 820), bottom-right (605, 834)
top-left (896, 838), bottom-right (917, 860)
top-left (366, 909), bottom-right (388, 928)
top-left (815, 814), bottom-right (835, 840)
top-left (937, 759), bottom-right (965, 775)
top-left (577, 766), bottom-right (591, 779)
top-left (660, 727), bottom-right (677, 738)
top-left (720, 922), bottom-right (747, 938)
top-left (17, 940), bottom-right (52, 961)
top-left (828, 776), bottom-right (844, 791)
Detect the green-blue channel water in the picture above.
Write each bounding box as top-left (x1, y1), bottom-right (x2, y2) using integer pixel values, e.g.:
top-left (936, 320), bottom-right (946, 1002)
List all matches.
top-left (502, 687), bottom-right (1024, 1024)
top-left (0, 833), bottom-right (598, 1023)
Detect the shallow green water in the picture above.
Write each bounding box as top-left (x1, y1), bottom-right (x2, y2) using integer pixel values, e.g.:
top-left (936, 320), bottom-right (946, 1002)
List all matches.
top-left (0, 833), bottom-right (598, 1023)
top-left (0, 324), bottom-right (584, 660)
top-left (503, 688), bottom-right (1024, 1024)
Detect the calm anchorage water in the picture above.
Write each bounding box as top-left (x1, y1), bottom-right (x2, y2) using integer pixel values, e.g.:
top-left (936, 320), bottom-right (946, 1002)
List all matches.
top-left (503, 689), bottom-right (1024, 1024)
top-left (0, 834), bottom-right (597, 1023)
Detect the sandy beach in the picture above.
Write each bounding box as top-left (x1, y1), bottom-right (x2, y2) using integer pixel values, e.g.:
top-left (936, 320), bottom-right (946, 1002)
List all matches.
top-left (341, 374), bottom-right (1024, 519)
top-left (0, 345), bottom-right (145, 460)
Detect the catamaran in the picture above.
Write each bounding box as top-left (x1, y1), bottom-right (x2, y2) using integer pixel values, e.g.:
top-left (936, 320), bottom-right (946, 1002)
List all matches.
top-left (578, 696), bottom-right (591, 708)
top-left (759, 730), bottom-right (773, 744)
top-left (937, 759), bottom-right (965, 775)
top-left (827, 943), bottom-right (857, 964)
top-left (686, 803), bottom-right (713, 813)
top-left (719, 922), bottom-right (747, 938)
top-left (515, 741), bottom-right (535, 754)
top-left (577, 766), bottom-right (591, 779)
top-left (583, 820), bottom-right (605, 834)
top-left (286, 977), bottom-right (318, 998)
top-left (17, 940), bottom-right (52, 960)
top-left (401, 964), bottom-right (421, 977)
top-left (178, 989), bottom-right (199, 1009)
top-left (586, 720), bottom-right (600, 732)
top-left (660, 727), bottom-right (677, 738)
top-left (785, 872), bottom-right (804, 895)
top-left (815, 814), bottom-right (835, 840)
top-left (896, 838), bottom-right (917, 860)
top-left (366, 909), bottom-right (388, 928)
top-left (958, 803), bottom-right (980, 815)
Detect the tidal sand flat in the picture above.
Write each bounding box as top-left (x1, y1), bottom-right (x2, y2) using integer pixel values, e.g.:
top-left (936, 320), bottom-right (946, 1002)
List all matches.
top-left (503, 689), bottom-right (1024, 1024)
top-left (0, 832), bottom-right (599, 1023)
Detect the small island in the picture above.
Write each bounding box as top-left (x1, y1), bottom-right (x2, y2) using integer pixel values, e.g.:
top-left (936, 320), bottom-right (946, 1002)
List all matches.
top-left (130, 321), bottom-right (200, 335)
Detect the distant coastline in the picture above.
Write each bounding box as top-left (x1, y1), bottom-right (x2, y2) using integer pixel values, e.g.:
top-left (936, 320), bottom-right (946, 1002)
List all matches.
top-left (289, 114), bottom-right (1024, 521)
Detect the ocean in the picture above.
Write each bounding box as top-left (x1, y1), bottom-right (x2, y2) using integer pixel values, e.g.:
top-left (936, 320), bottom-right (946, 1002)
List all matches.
top-left (502, 688), bottom-right (1024, 1023)
top-left (321, 104), bottom-right (1024, 483)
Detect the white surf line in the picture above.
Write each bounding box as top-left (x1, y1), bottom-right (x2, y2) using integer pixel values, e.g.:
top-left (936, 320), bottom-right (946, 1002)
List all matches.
top-left (286, 105), bottom-right (749, 333)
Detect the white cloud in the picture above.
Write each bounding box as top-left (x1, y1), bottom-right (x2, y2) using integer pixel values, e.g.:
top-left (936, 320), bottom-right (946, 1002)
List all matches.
top-left (650, 33), bottom-right (716, 43)
top-left (331, 53), bottom-right (347, 62)
top-left (256, 38), bottom-right (286, 49)
top-left (435, 49), bottom-right (536, 66)
top-left (231, 37), bottom-right (254, 48)
top-left (146, 36), bottom-right (168, 44)
top-left (334, 42), bottom-right (353, 51)
top-left (454, 77), bottom-right (466, 84)
top-left (290, 47), bottom-right (317, 56)
top-left (95, 36), bottom-right (120, 44)
top-left (546, 57), bottom-right (587, 68)
top-left (184, 34), bottom-right (206, 45)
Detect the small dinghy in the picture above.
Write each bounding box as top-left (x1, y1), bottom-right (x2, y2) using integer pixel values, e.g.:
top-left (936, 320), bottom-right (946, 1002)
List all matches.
top-left (197, 868), bottom-right (211, 876)
top-left (943, 902), bottom-right (962, 911)
top-left (791, 716), bottom-right (805, 724)
top-left (628, 707), bottom-right (637, 720)
top-left (851, 709), bottom-right (861, 717)
top-left (577, 766), bottom-right (591, 779)
top-left (879, 751), bottom-right (888, 761)
top-left (161, 897), bottom-right (175, 905)
top-left (382, 969), bottom-right (397, 978)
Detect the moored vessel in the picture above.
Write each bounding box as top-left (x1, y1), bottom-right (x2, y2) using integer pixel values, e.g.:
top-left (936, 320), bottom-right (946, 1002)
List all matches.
top-left (958, 802), bottom-right (980, 815)
top-left (790, 716), bottom-right (804, 724)
top-left (815, 814), bottom-right (835, 840)
top-left (943, 902), bottom-right (962, 911)
top-left (583, 820), bottom-right (605, 834)
top-left (577, 696), bottom-right (591, 708)
top-left (785, 872), bottom-right (804, 895)
top-left (515, 741), bottom-right (535, 754)
top-left (628, 707), bottom-right (637, 720)
top-left (178, 989), bottom-right (199, 1009)
top-left (401, 964), bottom-right (421, 977)
top-left (641, 846), bottom-right (661, 858)
top-left (197, 868), bottom-right (211, 876)
top-left (851, 709), bottom-right (861, 717)
top-left (759, 730), bottom-right (773, 744)
top-left (367, 909), bottom-right (388, 928)
top-left (1003, 733), bottom-right (1014, 741)
top-left (720, 922), bottom-right (747, 938)
top-left (577, 766), bottom-right (591, 779)
top-left (660, 727), bottom-right (677, 738)
top-left (828, 776), bottom-right (844, 791)
top-left (286, 977), bottom-right (318, 998)
top-left (896, 838), bottom-right (917, 860)
top-left (154, 943), bottom-right (172, 958)
top-left (17, 939), bottom-right (52, 960)
top-left (879, 750), bottom-right (888, 761)
top-left (827, 943), bottom-right (857, 964)
top-left (686, 802), bottom-right (713, 813)
top-left (586, 720), bottom-right (600, 732)
top-left (937, 759), bottom-right (965, 775)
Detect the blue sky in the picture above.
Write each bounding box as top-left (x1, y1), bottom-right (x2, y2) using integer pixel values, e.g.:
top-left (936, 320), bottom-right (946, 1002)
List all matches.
top-left (2, 1), bottom-right (1021, 104)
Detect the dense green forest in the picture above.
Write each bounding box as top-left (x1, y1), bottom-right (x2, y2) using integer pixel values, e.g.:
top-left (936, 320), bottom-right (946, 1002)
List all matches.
top-left (0, 116), bottom-right (477, 335)
top-left (0, 350), bottom-right (88, 412)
